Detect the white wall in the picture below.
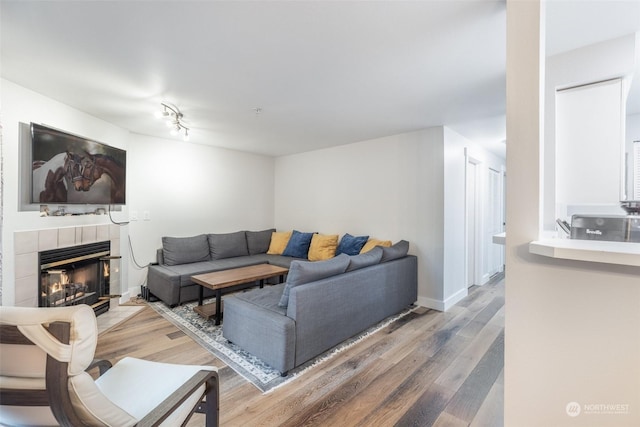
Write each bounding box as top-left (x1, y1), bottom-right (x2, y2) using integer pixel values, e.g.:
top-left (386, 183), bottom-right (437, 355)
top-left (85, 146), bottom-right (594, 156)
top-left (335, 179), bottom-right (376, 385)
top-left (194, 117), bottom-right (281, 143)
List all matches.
top-left (274, 126), bottom-right (505, 309)
top-left (274, 128), bottom-right (444, 306)
top-left (1, 79), bottom-right (276, 302)
top-left (443, 127), bottom-right (468, 306)
top-left (126, 133), bottom-right (275, 292)
top-left (506, 2), bottom-right (640, 426)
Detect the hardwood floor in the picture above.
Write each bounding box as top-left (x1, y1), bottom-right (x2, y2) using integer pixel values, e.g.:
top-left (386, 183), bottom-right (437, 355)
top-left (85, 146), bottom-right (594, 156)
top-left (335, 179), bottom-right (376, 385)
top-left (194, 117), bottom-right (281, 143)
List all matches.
top-left (95, 275), bottom-right (504, 427)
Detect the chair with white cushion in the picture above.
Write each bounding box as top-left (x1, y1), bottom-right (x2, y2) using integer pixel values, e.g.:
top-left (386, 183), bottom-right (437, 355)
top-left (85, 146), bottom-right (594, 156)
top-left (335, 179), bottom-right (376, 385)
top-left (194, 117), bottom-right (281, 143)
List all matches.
top-left (0, 305), bottom-right (219, 427)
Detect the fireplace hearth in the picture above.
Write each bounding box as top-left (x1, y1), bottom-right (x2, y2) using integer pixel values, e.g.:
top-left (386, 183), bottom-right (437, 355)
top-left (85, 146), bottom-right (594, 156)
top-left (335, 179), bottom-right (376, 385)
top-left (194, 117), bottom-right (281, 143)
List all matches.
top-left (39, 241), bottom-right (113, 316)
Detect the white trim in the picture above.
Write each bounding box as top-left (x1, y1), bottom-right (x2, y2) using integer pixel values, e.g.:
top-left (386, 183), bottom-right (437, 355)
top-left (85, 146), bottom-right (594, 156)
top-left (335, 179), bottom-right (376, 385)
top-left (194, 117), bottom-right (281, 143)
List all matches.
top-left (416, 296), bottom-right (444, 311)
top-left (119, 291), bottom-right (131, 305)
top-left (443, 287), bottom-right (468, 310)
top-left (417, 286), bottom-right (468, 312)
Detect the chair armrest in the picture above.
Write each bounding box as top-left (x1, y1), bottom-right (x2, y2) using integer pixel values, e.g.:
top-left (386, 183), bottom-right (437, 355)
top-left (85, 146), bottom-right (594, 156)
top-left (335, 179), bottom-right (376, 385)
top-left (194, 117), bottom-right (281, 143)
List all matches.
top-left (135, 369), bottom-right (219, 427)
top-left (87, 358), bottom-right (112, 376)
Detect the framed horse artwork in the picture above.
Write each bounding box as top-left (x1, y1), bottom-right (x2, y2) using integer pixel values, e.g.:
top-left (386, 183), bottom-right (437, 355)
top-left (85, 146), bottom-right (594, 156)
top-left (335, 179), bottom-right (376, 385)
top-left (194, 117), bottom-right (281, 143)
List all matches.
top-left (30, 123), bottom-right (126, 205)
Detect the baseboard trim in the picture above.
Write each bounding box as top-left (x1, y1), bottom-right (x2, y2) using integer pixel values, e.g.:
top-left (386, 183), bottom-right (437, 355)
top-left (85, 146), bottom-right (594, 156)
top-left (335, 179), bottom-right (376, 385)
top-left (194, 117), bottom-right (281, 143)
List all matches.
top-left (119, 291), bottom-right (131, 305)
top-left (443, 287), bottom-right (468, 311)
top-left (417, 296), bottom-right (444, 311)
top-left (417, 287), bottom-right (469, 312)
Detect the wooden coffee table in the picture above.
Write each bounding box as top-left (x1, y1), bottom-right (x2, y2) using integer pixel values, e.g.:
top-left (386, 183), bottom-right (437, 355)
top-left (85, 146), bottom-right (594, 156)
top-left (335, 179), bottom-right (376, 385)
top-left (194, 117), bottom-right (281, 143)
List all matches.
top-left (191, 264), bottom-right (288, 325)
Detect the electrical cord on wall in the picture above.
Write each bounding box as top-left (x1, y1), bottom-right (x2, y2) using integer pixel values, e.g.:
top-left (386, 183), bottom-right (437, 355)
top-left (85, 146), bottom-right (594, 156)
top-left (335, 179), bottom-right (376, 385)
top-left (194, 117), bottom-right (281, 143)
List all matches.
top-left (108, 204), bottom-right (129, 225)
top-left (105, 205), bottom-right (154, 269)
top-left (128, 235), bottom-right (152, 270)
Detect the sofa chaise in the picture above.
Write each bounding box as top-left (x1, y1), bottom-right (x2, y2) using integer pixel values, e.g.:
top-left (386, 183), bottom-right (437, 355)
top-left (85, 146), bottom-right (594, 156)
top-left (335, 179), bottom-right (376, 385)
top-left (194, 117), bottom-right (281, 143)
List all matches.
top-left (222, 244), bottom-right (418, 375)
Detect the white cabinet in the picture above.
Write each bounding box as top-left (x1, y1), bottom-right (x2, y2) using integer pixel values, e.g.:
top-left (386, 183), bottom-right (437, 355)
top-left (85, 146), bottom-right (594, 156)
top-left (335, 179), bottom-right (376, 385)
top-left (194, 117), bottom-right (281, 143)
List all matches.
top-left (555, 78), bottom-right (625, 219)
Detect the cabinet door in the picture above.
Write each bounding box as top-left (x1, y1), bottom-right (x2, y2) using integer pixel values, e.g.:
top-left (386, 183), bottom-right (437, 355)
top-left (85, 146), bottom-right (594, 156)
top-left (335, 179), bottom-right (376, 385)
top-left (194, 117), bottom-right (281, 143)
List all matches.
top-left (555, 78), bottom-right (624, 216)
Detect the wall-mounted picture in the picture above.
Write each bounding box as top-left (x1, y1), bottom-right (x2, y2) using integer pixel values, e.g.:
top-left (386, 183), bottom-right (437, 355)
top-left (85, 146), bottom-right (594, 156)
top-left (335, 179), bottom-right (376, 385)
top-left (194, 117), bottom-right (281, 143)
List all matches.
top-left (31, 123), bottom-right (126, 205)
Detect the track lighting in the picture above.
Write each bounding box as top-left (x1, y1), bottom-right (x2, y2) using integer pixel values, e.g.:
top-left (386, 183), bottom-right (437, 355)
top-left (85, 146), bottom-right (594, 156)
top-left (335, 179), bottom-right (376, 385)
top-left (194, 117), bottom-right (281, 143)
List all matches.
top-left (156, 102), bottom-right (190, 140)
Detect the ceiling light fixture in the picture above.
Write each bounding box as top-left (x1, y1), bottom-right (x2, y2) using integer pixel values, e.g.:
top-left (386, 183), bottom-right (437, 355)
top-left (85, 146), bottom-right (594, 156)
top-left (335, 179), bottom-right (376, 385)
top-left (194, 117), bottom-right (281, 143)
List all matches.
top-left (156, 102), bottom-right (190, 141)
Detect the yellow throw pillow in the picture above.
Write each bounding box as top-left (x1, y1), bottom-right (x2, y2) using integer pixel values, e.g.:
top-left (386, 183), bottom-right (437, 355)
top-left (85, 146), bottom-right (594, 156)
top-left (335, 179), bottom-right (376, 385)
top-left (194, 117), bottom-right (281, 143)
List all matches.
top-left (307, 234), bottom-right (339, 261)
top-left (360, 238), bottom-right (392, 253)
top-left (267, 231), bottom-right (292, 255)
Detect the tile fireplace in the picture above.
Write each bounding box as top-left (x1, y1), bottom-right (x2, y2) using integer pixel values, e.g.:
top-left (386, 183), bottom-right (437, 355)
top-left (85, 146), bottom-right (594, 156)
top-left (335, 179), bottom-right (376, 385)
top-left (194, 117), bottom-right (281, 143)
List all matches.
top-left (13, 225), bottom-right (121, 309)
top-left (39, 241), bottom-right (115, 315)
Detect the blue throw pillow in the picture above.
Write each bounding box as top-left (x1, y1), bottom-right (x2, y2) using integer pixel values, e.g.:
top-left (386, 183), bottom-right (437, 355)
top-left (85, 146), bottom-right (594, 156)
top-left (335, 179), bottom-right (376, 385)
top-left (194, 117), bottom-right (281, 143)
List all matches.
top-left (336, 233), bottom-right (369, 256)
top-left (282, 230), bottom-right (314, 258)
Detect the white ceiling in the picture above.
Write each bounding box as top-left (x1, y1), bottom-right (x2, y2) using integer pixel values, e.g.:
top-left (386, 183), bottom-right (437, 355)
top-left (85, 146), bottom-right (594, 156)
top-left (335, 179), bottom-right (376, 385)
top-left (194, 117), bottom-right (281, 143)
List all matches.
top-left (1, 1), bottom-right (638, 157)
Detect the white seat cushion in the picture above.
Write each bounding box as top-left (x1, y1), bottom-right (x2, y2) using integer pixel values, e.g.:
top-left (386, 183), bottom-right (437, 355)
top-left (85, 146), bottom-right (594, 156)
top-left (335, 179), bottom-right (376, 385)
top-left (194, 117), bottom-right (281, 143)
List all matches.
top-left (0, 406), bottom-right (59, 427)
top-left (95, 357), bottom-right (216, 425)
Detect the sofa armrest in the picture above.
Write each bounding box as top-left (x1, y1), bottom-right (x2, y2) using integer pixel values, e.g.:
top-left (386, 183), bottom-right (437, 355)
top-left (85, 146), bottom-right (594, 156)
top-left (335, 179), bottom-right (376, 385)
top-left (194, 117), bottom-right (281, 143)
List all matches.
top-left (147, 265), bottom-right (182, 307)
top-left (222, 297), bottom-right (296, 374)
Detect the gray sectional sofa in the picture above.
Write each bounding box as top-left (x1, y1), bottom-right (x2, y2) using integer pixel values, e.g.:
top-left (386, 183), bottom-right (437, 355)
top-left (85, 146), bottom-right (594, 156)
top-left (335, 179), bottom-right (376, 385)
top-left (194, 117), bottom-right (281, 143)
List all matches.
top-left (147, 229), bottom-right (418, 375)
top-left (222, 246), bottom-right (417, 375)
top-left (147, 229), bottom-right (305, 307)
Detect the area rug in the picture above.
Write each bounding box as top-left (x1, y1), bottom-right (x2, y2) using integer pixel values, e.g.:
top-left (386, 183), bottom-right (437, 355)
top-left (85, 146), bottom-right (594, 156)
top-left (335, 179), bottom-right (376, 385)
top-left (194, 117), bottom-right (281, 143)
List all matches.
top-left (149, 298), bottom-right (414, 393)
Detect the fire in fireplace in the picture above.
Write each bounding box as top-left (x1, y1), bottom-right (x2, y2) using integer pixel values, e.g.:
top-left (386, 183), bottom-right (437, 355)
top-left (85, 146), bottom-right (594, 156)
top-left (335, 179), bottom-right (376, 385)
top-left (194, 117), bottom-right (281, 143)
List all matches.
top-left (39, 241), bottom-right (113, 316)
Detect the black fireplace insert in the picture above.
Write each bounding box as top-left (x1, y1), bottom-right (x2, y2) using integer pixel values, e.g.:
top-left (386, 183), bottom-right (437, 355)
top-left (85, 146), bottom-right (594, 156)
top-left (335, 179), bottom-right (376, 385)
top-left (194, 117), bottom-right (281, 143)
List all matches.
top-left (39, 241), bottom-right (113, 316)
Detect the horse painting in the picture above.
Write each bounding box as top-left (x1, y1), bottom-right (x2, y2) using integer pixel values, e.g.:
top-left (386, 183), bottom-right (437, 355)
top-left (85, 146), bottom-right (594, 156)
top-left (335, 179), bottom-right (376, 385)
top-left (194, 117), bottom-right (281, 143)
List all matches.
top-left (66, 153), bottom-right (126, 204)
top-left (32, 151), bottom-right (125, 204)
top-left (32, 152), bottom-right (71, 203)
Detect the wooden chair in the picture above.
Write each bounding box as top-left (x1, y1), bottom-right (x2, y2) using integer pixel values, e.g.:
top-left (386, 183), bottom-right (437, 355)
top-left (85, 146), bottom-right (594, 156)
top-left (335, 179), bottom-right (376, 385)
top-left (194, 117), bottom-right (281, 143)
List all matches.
top-left (0, 305), bottom-right (219, 426)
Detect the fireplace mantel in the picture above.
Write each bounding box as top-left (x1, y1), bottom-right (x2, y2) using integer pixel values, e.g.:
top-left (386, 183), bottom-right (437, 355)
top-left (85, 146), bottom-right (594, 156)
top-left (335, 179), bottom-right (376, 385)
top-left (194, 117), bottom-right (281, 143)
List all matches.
top-left (14, 225), bottom-right (121, 307)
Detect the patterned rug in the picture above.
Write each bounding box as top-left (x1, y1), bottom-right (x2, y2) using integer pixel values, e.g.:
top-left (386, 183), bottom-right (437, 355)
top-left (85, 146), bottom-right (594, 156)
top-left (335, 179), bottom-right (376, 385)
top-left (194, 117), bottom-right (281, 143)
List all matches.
top-left (149, 297), bottom-right (414, 393)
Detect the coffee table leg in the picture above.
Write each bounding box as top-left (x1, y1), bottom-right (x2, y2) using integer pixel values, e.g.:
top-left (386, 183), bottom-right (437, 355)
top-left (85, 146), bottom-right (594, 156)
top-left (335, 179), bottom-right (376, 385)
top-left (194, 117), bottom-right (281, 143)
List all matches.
top-left (259, 279), bottom-right (264, 289)
top-left (215, 289), bottom-right (222, 326)
top-left (198, 285), bottom-right (204, 306)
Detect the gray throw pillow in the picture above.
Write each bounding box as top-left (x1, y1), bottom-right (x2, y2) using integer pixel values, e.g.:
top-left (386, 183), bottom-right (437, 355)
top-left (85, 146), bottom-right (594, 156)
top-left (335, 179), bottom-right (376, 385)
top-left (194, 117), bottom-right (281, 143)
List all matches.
top-left (246, 228), bottom-right (276, 255)
top-left (278, 253), bottom-right (350, 308)
top-left (346, 246), bottom-right (383, 272)
top-left (208, 231), bottom-right (249, 260)
top-left (162, 235), bottom-right (210, 266)
top-left (380, 240), bottom-right (410, 263)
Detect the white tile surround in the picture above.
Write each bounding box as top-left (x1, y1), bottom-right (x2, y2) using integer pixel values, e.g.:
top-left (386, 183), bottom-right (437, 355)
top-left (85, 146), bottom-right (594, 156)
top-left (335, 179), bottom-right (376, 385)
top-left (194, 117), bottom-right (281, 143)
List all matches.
top-left (13, 225), bottom-right (121, 307)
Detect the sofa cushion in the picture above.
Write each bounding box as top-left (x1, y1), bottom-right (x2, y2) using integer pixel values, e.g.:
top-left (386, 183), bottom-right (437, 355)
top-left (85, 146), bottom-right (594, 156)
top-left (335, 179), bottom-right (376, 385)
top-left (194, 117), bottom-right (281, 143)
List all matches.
top-left (278, 253), bottom-right (350, 308)
top-left (307, 234), bottom-right (339, 261)
top-left (246, 229), bottom-right (276, 255)
top-left (254, 254), bottom-right (306, 269)
top-left (336, 233), bottom-right (369, 256)
top-left (380, 240), bottom-right (410, 262)
top-left (208, 231), bottom-right (249, 260)
top-left (360, 238), bottom-right (392, 253)
top-left (162, 235), bottom-right (210, 266)
top-left (282, 230), bottom-right (315, 258)
top-left (346, 246), bottom-right (383, 272)
top-left (161, 258), bottom-right (265, 287)
top-left (232, 283), bottom-right (287, 315)
top-left (267, 231), bottom-right (292, 255)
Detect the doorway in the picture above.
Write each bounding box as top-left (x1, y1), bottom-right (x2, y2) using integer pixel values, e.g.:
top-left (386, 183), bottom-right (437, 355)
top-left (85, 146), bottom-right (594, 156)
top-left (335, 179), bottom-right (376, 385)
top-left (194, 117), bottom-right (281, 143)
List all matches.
top-left (466, 156), bottom-right (480, 288)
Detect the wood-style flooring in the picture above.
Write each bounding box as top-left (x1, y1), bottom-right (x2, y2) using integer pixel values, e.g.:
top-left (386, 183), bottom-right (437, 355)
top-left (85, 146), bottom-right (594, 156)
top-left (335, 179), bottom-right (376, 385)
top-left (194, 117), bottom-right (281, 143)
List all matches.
top-left (95, 275), bottom-right (504, 427)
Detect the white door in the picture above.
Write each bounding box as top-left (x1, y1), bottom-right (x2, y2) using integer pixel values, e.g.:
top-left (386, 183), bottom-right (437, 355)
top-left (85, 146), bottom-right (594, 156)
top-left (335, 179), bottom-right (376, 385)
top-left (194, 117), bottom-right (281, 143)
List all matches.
top-left (484, 167), bottom-right (504, 278)
top-left (466, 159), bottom-right (480, 288)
